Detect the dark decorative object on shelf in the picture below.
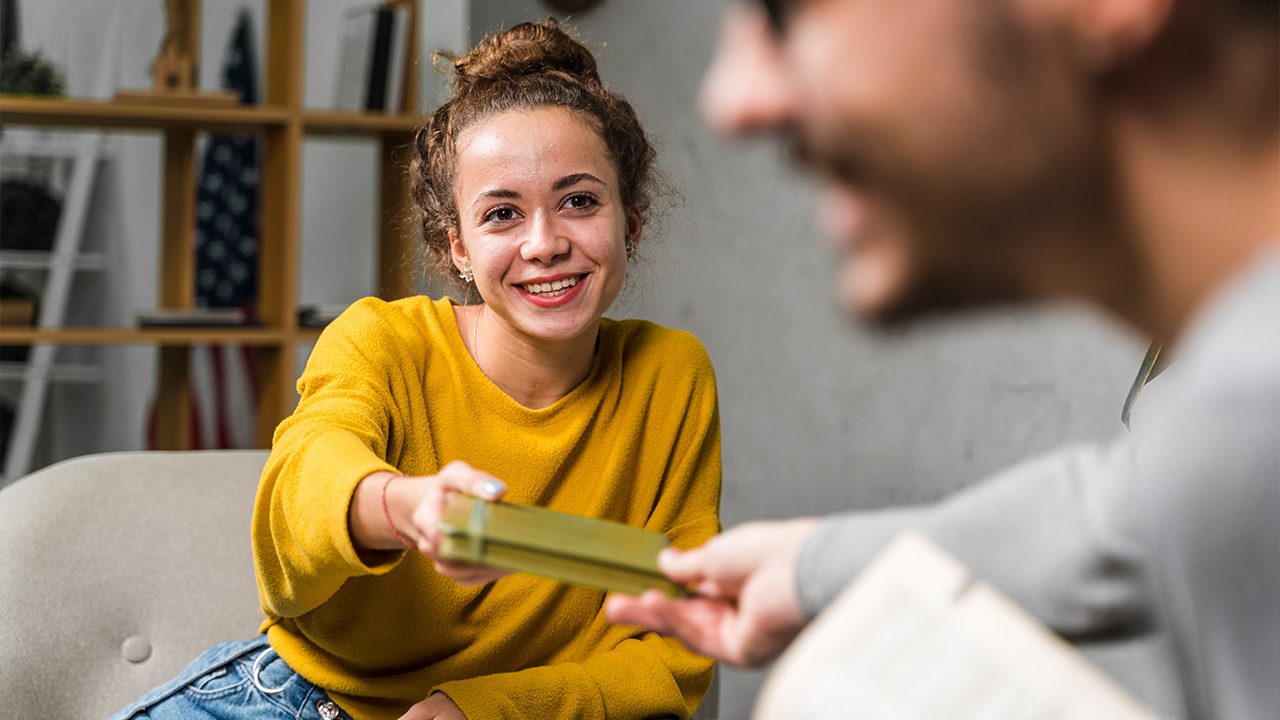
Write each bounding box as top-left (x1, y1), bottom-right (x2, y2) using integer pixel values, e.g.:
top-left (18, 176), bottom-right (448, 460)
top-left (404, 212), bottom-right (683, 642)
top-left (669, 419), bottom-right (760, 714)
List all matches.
top-left (0, 278), bottom-right (38, 363)
top-left (542, 0), bottom-right (604, 13)
top-left (0, 179), bottom-right (61, 251)
top-left (0, 398), bottom-right (14, 466)
top-left (1, 0), bottom-right (18, 57)
top-left (0, 46), bottom-right (68, 96)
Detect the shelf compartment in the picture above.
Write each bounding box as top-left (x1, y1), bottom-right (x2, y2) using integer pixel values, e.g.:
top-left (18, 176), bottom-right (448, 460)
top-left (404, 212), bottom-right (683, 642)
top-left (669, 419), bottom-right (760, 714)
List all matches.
top-left (0, 134), bottom-right (110, 159)
top-left (0, 327), bottom-right (292, 346)
top-left (0, 96), bottom-right (292, 132)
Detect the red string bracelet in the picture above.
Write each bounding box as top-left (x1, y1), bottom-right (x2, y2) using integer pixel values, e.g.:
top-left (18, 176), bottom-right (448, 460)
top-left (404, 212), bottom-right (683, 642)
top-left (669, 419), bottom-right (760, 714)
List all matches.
top-left (381, 474), bottom-right (416, 550)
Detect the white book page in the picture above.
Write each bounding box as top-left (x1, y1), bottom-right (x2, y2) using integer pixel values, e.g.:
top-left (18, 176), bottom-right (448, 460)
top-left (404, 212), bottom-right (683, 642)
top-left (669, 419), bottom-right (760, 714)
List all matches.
top-left (755, 533), bottom-right (1159, 720)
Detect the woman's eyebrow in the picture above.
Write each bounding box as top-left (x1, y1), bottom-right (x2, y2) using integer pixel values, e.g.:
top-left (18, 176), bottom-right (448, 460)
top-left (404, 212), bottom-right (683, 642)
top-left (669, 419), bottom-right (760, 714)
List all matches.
top-left (552, 173), bottom-right (606, 191)
top-left (471, 188), bottom-right (521, 210)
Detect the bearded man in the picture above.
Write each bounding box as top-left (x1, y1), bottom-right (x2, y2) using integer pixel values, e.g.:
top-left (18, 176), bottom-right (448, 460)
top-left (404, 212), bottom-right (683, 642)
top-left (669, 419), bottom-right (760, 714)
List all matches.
top-left (607, 2), bottom-right (1279, 717)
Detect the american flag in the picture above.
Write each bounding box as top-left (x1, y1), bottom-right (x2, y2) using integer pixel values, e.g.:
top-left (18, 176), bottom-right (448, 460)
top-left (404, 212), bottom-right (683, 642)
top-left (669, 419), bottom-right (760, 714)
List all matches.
top-left (154, 9), bottom-right (261, 449)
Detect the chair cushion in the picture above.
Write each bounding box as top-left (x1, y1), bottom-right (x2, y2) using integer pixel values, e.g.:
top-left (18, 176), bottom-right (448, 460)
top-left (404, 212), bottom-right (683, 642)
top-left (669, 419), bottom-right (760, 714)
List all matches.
top-left (0, 450), bottom-right (268, 717)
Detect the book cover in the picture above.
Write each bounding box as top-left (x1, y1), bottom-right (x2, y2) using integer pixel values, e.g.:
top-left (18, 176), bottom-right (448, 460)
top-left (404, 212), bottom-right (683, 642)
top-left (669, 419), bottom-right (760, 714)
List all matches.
top-left (334, 4), bottom-right (379, 111)
top-left (439, 494), bottom-right (686, 597)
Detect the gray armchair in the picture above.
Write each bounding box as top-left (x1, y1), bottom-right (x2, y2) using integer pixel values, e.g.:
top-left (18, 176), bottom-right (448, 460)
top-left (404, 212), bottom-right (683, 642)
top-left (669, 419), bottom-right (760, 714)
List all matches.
top-left (0, 451), bottom-right (718, 719)
top-left (0, 451), bottom-right (267, 718)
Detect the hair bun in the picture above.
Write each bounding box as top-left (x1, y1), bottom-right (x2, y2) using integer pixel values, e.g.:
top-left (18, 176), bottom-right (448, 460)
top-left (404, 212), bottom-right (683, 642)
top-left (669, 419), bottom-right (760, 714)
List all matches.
top-left (451, 20), bottom-right (600, 91)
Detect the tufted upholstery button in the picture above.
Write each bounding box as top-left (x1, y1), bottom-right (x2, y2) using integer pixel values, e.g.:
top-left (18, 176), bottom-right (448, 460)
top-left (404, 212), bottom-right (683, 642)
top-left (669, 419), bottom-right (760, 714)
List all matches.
top-left (121, 635), bottom-right (152, 663)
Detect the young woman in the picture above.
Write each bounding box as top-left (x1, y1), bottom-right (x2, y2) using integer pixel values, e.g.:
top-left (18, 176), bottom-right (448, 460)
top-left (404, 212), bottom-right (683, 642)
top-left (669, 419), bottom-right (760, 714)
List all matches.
top-left (111, 20), bottom-right (720, 720)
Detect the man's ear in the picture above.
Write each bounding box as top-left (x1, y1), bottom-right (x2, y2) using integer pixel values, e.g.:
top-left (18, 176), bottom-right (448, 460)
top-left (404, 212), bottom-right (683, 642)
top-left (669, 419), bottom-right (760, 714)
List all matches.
top-left (448, 227), bottom-right (468, 272)
top-left (1071, 0), bottom-right (1173, 67)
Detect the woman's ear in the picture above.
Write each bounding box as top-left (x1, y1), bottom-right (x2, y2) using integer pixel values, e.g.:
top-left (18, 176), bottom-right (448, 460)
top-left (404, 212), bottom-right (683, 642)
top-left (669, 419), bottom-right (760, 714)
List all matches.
top-left (625, 207), bottom-right (644, 251)
top-left (448, 227), bottom-right (469, 272)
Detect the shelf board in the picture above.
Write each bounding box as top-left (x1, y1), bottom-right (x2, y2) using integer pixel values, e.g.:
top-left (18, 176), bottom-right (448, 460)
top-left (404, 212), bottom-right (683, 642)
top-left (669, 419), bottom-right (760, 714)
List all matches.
top-left (301, 110), bottom-right (420, 137)
top-left (0, 250), bottom-right (106, 271)
top-left (0, 327), bottom-right (293, 346)
top-left (0, 361), bottom-right (102, 383)
top-left (0, 96), bottom-right (292, 132)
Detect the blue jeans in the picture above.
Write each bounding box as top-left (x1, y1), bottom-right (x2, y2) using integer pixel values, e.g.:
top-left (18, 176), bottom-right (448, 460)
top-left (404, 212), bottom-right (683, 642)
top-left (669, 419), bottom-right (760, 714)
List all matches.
top-left (109, 635), bottom-right (349, 720)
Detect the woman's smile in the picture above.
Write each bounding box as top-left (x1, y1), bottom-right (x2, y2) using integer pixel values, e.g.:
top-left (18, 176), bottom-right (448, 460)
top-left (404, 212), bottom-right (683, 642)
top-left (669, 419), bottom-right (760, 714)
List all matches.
top-left (515, 273), bottom-right (589, 306)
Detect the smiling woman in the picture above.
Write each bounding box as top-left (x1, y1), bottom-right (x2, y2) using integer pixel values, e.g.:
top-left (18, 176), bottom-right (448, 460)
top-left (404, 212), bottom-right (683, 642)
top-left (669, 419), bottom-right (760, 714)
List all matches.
top-left (107, 18), bottom-right (721, 720)
top-left (444, 105), bottom-right (634, 405)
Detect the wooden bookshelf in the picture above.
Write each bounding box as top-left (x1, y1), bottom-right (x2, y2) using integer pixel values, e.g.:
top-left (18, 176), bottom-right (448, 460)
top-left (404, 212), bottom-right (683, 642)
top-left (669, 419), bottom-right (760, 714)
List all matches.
top-left (0, 0), bottom-right (423, 451)
top-left (0, 328), bottom-right (293, 346)
top-left (0, 97), bottom-right (293, 131)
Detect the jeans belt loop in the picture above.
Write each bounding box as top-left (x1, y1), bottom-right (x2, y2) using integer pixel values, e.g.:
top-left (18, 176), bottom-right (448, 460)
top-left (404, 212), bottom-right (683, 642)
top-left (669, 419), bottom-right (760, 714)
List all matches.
top-left (250, 647), bottom-right (288, 695)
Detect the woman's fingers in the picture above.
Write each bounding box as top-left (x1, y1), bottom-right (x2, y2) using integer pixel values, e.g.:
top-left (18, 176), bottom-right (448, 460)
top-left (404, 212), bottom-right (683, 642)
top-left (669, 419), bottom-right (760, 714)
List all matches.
top-left (436, 460), bottom-right (507, 500)
top-left (434, 558), bottom-right (509, 585)
top-left (407, 461), bottom-right (509, 552)
top-left (395, 461), bottom-right (513, 588)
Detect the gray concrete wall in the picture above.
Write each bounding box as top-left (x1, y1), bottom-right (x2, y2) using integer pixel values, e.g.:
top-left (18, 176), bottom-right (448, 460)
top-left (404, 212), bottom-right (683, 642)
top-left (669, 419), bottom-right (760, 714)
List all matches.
top-left (471, 2), bottom-right (1163, 717)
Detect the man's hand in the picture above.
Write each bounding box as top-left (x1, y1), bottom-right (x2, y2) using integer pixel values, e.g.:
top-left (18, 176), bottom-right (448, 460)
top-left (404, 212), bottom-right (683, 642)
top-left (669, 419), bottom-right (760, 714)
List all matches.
top-left (605, 518), bottom-right (821, 668)
top-left (398, 692), bottom-right (466, 720)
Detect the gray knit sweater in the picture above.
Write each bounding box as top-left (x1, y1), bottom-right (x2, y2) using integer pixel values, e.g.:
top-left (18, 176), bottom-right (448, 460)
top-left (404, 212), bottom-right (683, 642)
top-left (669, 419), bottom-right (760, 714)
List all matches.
top-left (796, 250), bottom-right (1280, 720)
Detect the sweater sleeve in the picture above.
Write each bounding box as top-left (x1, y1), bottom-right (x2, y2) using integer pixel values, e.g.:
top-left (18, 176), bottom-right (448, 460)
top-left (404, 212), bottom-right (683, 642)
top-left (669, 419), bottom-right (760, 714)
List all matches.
top-left (433, 343), bottom-right (722, 719)
top-left (796, 440), bottom-right (1155, 640)
top-left (253, 299), bottom-right (409, 620)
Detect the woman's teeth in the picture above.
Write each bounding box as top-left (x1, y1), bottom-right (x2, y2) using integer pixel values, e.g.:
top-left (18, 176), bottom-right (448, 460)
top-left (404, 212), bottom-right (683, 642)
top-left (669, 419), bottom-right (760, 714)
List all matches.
top-left (522, 275), bottom-right (581, 297)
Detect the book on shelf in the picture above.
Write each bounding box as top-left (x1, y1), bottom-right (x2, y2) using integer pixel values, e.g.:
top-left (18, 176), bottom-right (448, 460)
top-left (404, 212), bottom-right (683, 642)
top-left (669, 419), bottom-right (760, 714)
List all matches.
top-left (297, 303), bottom-right (350, 328)
top-left (384, 4), bottom-right (410, 114)
top-left (335, 3), bottom-right (410, 114)
top-left (136, 307), bottom-right (248, 327)
top-left (0, 298), bottom-right (35, 326)
top-left (754, 532), bottom-right (1159, 720)
top-left (439, 493), bottom-right (686, 597)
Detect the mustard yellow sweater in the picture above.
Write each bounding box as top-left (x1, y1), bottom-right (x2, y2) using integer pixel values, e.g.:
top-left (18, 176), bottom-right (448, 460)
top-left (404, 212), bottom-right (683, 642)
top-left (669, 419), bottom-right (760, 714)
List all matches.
top-left (253, 296), bottom-right (721, 720)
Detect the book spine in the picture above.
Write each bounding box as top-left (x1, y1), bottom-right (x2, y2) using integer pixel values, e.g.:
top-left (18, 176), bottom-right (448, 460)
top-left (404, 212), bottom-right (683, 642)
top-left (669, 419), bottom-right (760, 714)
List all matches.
top-left (365, 8), bottom-right (394, 111)
top-left (384, 7), bottom-right (409, 114)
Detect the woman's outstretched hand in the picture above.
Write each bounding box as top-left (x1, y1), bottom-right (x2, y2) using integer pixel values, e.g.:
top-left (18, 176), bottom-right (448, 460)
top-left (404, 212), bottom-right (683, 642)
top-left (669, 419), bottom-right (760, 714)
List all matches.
top-left (351, 461), bottom-right (510, 585)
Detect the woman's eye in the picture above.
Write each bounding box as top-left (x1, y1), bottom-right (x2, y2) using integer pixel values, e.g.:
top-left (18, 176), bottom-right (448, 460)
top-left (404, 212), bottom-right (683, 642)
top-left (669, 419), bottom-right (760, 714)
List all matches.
top-left (484, 206), bottom-right (518, 224)
top-left (563, 193), bottom-right (599, 211)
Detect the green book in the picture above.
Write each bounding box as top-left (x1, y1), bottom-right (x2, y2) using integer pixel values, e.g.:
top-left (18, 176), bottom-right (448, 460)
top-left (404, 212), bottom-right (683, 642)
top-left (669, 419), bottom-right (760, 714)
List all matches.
top-left (439, 494), bottom-right (686, 597)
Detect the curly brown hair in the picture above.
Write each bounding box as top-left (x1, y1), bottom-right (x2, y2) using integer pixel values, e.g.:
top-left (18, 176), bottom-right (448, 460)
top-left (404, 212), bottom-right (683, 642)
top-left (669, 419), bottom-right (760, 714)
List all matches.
top-left (410, 20), bottom-right (658, 288)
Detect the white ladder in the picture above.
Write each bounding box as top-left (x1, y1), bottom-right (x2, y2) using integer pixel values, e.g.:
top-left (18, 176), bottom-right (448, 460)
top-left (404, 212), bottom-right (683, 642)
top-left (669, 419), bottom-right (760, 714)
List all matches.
top-left (1, 132), bottom-right (106, 481)
top-left (1, 9), bottom-right (118, 482)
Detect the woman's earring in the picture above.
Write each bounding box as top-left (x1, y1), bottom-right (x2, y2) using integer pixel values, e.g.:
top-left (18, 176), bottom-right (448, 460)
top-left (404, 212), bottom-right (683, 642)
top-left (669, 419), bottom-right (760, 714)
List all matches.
top-left (458, 262), bottom-right (474, 284)
top-left (625, 240), bottom-right (637, 261)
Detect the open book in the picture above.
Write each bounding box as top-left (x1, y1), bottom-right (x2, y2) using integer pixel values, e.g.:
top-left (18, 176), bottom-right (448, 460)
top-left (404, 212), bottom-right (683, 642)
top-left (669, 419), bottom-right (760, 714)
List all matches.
top-left (755, 533), bottom-right (1159, 719)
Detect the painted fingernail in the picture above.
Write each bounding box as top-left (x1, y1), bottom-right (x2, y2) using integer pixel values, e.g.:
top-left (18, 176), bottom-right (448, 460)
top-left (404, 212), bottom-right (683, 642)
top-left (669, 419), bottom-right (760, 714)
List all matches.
top-left (480, 480), bottom-right (506, 497)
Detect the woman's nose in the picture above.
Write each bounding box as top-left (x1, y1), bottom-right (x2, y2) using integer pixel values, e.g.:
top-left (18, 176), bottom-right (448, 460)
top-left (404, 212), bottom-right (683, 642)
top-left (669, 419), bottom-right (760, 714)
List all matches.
top-left (520, 214), bottom-right (571, 263)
